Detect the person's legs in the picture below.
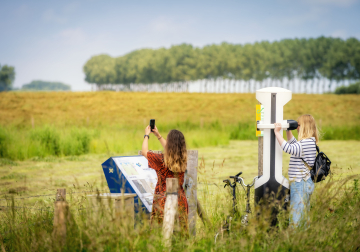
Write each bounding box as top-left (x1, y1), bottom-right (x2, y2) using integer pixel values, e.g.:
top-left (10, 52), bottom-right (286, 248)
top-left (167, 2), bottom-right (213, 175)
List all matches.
top-left (290, 180), bottom-right (305, 226)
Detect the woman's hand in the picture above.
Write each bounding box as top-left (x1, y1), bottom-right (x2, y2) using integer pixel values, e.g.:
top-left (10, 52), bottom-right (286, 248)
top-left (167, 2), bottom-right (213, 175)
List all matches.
top-left (145, 125), bottom-right (151, 135)
top-left (152, 126), bottom-right (161, 138)
top-left (274, 122), bottom-right (285, 146)
top-left (274, 123), bottom-right (282, 133)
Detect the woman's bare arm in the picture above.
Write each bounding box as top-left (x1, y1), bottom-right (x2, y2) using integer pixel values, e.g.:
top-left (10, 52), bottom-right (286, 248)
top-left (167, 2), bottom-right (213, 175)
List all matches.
top-left (158, 137), bottom-right (166, 149)
top-left (141, 125), bottom-right (151, 159)
top-left (152, 126), bottom-right (166, 149)
top-left (286, 129), bottom-right (294, 141)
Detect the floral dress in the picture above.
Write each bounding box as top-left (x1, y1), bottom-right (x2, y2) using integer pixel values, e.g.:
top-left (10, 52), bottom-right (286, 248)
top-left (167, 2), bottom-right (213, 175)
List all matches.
top-left (147, 151), bottom-right (188, 232)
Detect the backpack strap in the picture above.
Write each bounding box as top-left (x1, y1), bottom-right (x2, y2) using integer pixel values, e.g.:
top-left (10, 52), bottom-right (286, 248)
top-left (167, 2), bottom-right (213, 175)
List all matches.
top-left (299, 138), bottom-right (317, 170)
top-left (301, 157), bottom-right (313, 170)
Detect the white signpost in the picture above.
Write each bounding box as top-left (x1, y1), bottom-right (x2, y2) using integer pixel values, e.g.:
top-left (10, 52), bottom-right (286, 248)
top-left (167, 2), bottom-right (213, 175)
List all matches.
top-left (254, 87), bottom-right (292, 214)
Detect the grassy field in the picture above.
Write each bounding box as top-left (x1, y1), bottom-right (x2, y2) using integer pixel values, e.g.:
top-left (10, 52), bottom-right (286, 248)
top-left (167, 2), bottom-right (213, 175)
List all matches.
top-left (1, 92), bottom-right (359, 127)
top-left (1, 140), bottom-right (359, 251)
top-left (0, 92), bottom-right (360, 161)
top-left (1, 92), bottom-right (360, 251)
top-left (1, 140), bottom-right (359, 199)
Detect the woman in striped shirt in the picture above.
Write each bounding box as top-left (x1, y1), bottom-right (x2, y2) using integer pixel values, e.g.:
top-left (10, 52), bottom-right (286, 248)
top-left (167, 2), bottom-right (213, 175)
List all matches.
top-left (274, 114), bottom-right (319, 227)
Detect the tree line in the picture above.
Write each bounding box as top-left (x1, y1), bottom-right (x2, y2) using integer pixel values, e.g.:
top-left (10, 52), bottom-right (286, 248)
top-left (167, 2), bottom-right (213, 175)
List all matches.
top-left (0, 65), bottom-right (15, 92)
top-left (22, 80), bottom-right (71, 91)
top-left (83, 36), bottom-right (360, 93)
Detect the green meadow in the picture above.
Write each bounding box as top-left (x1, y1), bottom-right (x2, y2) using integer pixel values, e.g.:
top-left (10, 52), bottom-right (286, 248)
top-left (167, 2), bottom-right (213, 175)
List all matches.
top-left (0, 92), bottom-right (360, 251)
top-left (0, 92), bottom-right (359, 161)
top-left (1, 140), bottom-right (359, 251)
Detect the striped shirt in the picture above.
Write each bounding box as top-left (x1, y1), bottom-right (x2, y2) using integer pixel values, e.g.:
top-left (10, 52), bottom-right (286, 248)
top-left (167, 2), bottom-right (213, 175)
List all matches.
top-left (281, 136), bottom-right (316, 182)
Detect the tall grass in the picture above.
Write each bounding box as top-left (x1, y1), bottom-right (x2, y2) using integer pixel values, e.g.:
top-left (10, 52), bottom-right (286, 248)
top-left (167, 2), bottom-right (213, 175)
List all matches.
top-left (0, 126), bottom-right (95, 160)
top-left (1, 175), bottom-right (359, 251)
top-left (1, 122), bottom-right (359, 161)
top-left (321, 125), bottom-right (360, 140)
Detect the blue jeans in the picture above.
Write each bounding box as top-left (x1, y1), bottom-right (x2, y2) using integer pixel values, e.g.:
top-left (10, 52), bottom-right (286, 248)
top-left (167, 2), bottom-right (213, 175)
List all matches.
top-left (290, 178), bottom-right (315, 227)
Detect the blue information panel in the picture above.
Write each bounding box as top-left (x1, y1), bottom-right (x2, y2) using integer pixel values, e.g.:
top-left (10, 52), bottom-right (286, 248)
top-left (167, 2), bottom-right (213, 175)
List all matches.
top-left (102, 155), bottom-right (157, 213)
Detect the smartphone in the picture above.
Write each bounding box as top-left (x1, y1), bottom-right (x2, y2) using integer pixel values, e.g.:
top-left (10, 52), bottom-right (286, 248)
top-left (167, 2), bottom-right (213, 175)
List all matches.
top-left (150, 119), bottom-right (155, 131)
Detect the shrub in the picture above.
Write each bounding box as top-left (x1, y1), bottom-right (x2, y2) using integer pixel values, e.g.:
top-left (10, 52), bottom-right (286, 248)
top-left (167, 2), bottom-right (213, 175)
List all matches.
top-left (30, 126), bottom-right (61, 156)
top-left (334, 81), bottom-right (360, 94)
top-left (62, 128), bottom-right (92, 156)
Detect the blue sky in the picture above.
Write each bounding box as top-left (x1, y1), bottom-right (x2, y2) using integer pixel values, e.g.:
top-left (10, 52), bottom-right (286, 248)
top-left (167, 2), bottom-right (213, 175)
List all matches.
top-left (1, 0), bottom-right (360, 91)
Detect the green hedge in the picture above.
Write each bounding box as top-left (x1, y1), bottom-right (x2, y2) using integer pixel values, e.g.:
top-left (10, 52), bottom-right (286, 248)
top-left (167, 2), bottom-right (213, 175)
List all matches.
top-left (335, 82), bottom-right (360, 94)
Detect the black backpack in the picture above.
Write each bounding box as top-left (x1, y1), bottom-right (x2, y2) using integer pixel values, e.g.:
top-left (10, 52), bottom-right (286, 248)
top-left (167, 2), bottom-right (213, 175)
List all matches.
top-left (301, 140), bottom-right (331, 183)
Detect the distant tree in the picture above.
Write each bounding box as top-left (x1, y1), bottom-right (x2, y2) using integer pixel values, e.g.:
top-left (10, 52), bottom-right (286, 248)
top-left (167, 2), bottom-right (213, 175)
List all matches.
top-left (346, 38), bottom-right (360, 81)
top-left (334, 81), bottom-right (360, 94)
top-left (83, 54), bottom-right (117, 89)
top-left (83, 37), bottom-right (360, 93)
top-left (21, 80), bottom-right (71, 91)
top-left (0, 65), bottom-right (15, 92)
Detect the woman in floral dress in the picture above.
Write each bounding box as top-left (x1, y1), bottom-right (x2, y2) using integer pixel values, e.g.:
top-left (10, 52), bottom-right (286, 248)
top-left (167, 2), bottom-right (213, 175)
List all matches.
top-left (141, 125), bottom-right (188, 233)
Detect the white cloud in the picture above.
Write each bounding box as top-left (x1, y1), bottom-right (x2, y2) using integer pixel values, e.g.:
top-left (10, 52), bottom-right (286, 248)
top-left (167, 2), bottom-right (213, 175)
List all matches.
top-left (43, 9), bottom-right (67, 24)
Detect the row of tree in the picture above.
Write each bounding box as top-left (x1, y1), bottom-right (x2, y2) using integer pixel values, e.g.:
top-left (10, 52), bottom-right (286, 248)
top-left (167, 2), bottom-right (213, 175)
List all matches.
top-left (83, 37), bottom-right (360, 91)
top-left (22, 80), bottom-right (71, 91)
top-left (0, 65), bottom-right (15, 92)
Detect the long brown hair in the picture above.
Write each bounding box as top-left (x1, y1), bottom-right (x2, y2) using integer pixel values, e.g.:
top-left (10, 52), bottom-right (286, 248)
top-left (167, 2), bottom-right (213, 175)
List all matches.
top-left (164, 130), bottom-right (187, 173)
top-left (297, 114), bottom-right (319, 144)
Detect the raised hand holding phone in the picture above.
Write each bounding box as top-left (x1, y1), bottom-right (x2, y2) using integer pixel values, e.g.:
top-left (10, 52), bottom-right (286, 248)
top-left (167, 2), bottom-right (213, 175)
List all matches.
top-left (150, 119), bottom-right (155, 131)
top-left (144, 125), bottom-right (151, 135)
top-left (152, 126), bottom-right (160, 138)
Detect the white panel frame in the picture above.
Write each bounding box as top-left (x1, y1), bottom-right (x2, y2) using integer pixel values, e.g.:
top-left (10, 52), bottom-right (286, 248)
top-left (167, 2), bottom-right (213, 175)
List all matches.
top-left (255, 87), bottom-right (291, 189)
